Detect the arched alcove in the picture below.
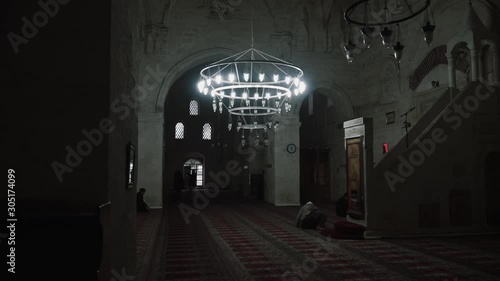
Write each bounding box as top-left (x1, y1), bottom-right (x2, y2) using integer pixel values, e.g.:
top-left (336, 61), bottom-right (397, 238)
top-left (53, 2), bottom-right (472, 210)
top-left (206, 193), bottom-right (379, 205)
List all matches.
top-left (155, 48), bottom-right (238, 114)
top-left (296, 84), bottom-right (355, 204)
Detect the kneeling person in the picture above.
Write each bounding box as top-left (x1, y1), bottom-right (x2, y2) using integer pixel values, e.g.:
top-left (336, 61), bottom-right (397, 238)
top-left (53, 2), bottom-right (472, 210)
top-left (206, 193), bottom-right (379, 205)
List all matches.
top-left (296, 201), bottom-right (327, 229)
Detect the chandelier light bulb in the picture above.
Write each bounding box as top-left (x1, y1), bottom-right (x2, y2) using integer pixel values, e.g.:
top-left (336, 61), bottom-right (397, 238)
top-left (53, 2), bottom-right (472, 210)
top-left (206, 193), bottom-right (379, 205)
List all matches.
top-left (265, 92), bottom-right (271, 99)
top-left (422, 21), bottom-right (436, 46)
top-left (259, 73), bottom-right (265, 82)
top-left (219, 101), bottom-right (223, 112)
top-left (294, 88), bottom-right (299, 96)
top-left (287, 92), bottom-right (291, 98)
top-left (197, 80), bottom-right (205, 93)
top-left (361, 26), bottom-right (375, 48)
top-left (211, 90), bottom-right (216, 97)
top-left (273, 74), bottom-right (279, 82)
top-left (299, 82), bottom-right (306, 94)
top-left (246, 100), bottom-right (250, 106)
top-left (215, 74), bottom-right (222, 84)
top-left (242, 92), bottom-right (248, 99)
top-left (380, 27), bottom-right (393, 49)
top-left (262, 100), bottom-right (266, 106)
top-left (230, 99), bottom-right (235, 108)
top-left (206, 78), bottom-right (212, 86)
top-left (212, 99), bottom-right (217, 112)
top-left (203, 87), bottom-right (209, 95)
top-left (228, 123), bottom-right (232, 131)
top-left (393, 41), bottom-right (405, 63)
top-left (228, 73), bottom-right (235, 82)
top-left (344, 40), bottom-right (356, 63)
top-left (285, 76), bottom-right (291, 84)
top-left (275, 100), bottom-right (279, 108)
top-left (254, 93), bottom-right (259, 100)
top-left (294, 77), bottom-right (300, 87)
top-left (244, 72), bottom-right (250, 82)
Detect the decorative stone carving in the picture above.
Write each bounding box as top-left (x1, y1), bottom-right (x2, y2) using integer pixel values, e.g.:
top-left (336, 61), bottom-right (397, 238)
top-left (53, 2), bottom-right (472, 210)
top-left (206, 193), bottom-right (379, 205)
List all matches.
top-left (301, 0), bottom-right (336, 53)
top-left (380, 59), bottom-right (399, 104)
top-left (141, 0), bottom-right (171, 55)
top-left (270, 32), bottom-right (293, 60)
top-left (141, 22), bottom-right (169, 55)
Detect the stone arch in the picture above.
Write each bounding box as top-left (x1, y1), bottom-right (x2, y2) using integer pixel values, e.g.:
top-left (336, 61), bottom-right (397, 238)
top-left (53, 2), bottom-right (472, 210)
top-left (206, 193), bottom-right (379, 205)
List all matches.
top-left (155, 47), bottom-right (238, 114)
top-left (296, 82), bottom-right (355, 202)
top-left (183, 152), bottom-right (205, 163)
top-left (294, 81), bottom-right (355, 120)
top-left (409, 45), bottom-right (448, 91)
top-left (479, 39), bottom-right (499, 83)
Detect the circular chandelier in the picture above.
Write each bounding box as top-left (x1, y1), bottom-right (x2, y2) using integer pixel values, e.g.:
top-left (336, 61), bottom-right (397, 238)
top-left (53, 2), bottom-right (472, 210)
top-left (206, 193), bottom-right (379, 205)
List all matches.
top-left (197, 47), bottom-right (306, 140)
top-left (343, 0), bottom-right (435, 63)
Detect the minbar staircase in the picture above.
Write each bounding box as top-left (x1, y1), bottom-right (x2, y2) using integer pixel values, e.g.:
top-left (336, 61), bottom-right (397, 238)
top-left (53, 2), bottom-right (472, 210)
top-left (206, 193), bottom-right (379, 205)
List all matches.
top-left (365, 81), bottom-right (500, 237)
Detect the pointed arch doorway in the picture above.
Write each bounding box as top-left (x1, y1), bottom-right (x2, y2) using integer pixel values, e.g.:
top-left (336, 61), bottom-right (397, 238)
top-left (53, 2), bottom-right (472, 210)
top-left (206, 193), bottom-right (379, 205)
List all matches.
top-left (183, 158), bottom-right (204, 188)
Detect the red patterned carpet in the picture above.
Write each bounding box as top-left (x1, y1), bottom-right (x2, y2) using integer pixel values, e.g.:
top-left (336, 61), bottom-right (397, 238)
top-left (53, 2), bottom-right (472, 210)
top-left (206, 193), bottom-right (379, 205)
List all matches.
top-left (144, 201), bottom-right (500, 281)
top-left (136, 209), bottom-right (163, 280)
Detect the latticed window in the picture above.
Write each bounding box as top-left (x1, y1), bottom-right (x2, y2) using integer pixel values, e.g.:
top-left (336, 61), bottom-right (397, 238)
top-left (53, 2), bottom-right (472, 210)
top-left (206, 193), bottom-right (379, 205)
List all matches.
top-left (175, 122), bottom-right (184, 139)
top-left (189, 100), bottom-right (199, 116)
top-left (202, 123), bottom-right (212, 140)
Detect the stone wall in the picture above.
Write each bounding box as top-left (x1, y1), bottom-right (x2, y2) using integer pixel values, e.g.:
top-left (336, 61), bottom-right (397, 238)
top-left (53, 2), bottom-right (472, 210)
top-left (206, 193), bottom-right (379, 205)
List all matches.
top-left (135, 0), bottom-right (499, 207)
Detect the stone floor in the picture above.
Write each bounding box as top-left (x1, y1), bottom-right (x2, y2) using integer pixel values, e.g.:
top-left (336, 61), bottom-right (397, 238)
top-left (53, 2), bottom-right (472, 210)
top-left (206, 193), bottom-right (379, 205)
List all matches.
top-left (138, 199), bottom-right (500, 281)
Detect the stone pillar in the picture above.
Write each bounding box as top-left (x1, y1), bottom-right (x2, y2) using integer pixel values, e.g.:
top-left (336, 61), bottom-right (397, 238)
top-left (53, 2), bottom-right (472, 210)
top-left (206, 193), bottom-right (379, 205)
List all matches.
top-left (447, 53), bottom-right (457, 89)
top-left (478, 49), bottom-right (484, 80)
top-left (270, 118), bottom-right (301, 206)
top-left (493, 45), bottom-right (500, 85)
top-left (138, 113), bottom-right (164, 208)
top-left (471, 48), bottom-right (478, 82)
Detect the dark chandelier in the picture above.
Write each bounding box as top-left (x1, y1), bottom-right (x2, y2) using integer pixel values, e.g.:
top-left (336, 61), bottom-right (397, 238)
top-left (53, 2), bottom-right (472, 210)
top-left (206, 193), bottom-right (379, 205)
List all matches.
top-left (343, 0), bottom-right (435, 63)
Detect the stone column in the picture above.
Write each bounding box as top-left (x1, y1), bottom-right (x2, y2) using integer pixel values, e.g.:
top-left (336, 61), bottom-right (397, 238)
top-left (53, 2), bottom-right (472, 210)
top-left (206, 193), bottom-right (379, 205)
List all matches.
top-left (471, 48), bottom-right (478, 82)
top-left (138, 113), bottom-right (164, 208)
top-left (270, 118), bottom-right (301, 206)
top-left (447, 53), bottom-right (457, 89)
top-left (493, 45), bottom-right (500, 85)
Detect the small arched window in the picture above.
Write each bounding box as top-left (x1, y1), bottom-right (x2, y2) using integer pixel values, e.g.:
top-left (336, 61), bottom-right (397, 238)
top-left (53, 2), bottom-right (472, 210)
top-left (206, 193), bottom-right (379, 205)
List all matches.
top-left (175, 122), bottom-right (184, 139)
top-left (202, 123), bottom-right (212, 140)
top-left (189, 100), bottom-right (199, 116)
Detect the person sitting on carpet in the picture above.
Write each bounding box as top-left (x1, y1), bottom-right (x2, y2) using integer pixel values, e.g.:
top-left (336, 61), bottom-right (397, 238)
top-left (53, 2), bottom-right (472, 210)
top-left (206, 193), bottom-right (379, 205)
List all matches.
top-left (336, 192), bottom-right (348, 217)
top-left (296, 201), bottom-right (327, 229)
top-left (137, 188), bottom-right (151, 212)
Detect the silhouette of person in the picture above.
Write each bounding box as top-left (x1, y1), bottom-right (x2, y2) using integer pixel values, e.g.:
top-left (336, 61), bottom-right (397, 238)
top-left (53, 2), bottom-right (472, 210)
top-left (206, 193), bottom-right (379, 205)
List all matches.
top-left (174, 169), bottom-right (183, 202)
top-left (137, 188), bottom-right (150, 212)
top-left (296, 201), bottom-right (327, 229)
top-left (336, 192), bottom-right (348, 217)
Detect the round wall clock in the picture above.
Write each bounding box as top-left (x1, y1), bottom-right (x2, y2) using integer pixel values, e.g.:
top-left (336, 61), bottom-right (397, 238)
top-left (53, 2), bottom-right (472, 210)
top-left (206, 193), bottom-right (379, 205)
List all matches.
top-left (287, 144), bottom-right (297, 154)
